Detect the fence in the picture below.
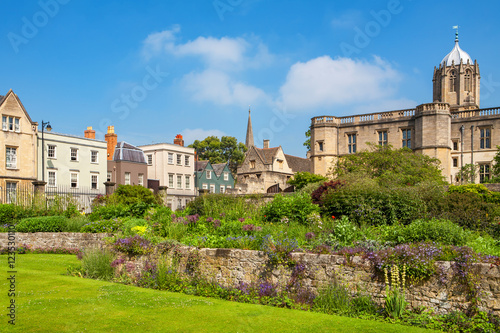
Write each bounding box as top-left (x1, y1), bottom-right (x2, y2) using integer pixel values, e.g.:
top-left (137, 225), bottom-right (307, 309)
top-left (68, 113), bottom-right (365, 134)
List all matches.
top-left (0, 183), bottom-right (103, 213)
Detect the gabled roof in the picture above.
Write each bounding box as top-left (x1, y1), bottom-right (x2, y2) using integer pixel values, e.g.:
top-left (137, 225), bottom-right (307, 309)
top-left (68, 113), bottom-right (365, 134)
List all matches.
top-left (113, 141), bottom-right (147, 163)
top-left (212, 163), bottom-right (228, 177)
top-left (285, 154), bottom-right (312, 173)
top-left (195, 160), bottom-right (209, 172)
top-left (0, 89), bottom-right (35, 125)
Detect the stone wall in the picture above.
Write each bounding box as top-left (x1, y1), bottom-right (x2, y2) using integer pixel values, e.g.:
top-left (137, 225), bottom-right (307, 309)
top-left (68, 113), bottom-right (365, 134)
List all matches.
top-left (124, 246), bottom-right (500, 316)
top-left (1, 232), bottom-right (500, 316)
top-left (0, 232), bottom-right (110, 250)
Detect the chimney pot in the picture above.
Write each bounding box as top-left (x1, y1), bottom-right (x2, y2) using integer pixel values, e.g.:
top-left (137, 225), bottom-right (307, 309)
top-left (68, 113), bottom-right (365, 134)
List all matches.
top-left (84, 126), bottom-right (96, 139)
top-left (263, 139), bottom-right (270, 149)
top-left (174, 134), bottom-right (184, 147)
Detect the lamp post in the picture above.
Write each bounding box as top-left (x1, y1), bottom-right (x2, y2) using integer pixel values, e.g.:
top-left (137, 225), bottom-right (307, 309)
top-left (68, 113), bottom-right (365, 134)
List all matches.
top-left (41, 120), bottom-right (52, 182)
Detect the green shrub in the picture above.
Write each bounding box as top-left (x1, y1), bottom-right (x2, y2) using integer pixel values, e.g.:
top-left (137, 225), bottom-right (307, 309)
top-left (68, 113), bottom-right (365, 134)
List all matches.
top-left (0, 204), bottom-right (18, 224)
top-left (16, 216), bottom-right (68, 232)
top-left (448, 184), bottom-right (500, 204)
top-left (112, 185), bottom-right (162, 206)
top-left (80, 247), bottom-right (115, 280)
top-left (328, 216), bottom-right (359, 246)
top-left (384, 219), bottom-right (468, 246)
top-left (64, 215), bottom-right (90, 232)
top-left (88, 204), bottom-right (130, 221)
top-left (439, 192), bottom-right (497, 231)
top-left (81, 219), bottom-right (123, 233)
top-left (261, 193), bottom-right (319, 225)
top-left (312, 280), bottom-right (352, 315)
top-left (187, 194), bottom-right (260, 220)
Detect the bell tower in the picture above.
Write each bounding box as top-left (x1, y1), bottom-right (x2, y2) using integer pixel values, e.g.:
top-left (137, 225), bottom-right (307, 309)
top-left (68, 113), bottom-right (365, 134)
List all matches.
top-left (432, 30), bottom-right (480, 111)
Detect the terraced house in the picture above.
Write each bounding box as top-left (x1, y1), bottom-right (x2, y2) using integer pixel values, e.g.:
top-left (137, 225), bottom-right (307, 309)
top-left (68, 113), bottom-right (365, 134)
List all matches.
top-left (0, 90), bottom-right (38, 202)
top-left (311, 33), bottom-right (500, 184)
top-left (194, 160), bottom-right (234, 194)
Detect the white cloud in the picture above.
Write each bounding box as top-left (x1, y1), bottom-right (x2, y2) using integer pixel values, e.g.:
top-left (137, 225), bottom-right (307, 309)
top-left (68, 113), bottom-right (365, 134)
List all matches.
top-left (181, 128), bottom-right (227, 145)
top-left (278, 55), bottom-right (401, 111)
top-left (175, 36), bottom-right (249, 67)
top-left (142, 25), bottom-right (180, 60)
top-left (182, 69), bottom-right (270, 107)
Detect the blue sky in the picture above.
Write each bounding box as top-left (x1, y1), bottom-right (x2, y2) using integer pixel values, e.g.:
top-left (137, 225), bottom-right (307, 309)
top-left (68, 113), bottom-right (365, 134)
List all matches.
top-left (2, 0), bottom-right (500, 157)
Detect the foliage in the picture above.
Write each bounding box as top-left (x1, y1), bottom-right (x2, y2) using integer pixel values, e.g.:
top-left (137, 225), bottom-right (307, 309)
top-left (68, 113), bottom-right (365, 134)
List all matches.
top-left (112, 185), bottom-right (162, 206)
top-left (287, 172), bottom-right (327, 191)
top-left (457, 163), bottom-right (478, 184)
top-left (261, 193), bottom-right (319, 225)
top-left (187, 194), bottom-right (260, 221)
top-left (88, 204), bottom-right (131, 221)
top-left (312, 280), bottom-right (352, 315)
top-left (261, 235), bottom-right (298, 266)
top-left (78, 247), bottom-right (116, 280)
top-left (0, 204), bottom-right (21, 223)
top-left (448, 183), bottom-right (500, 204)
top-left (16, 216), bottom-right (68, 232)
top-left (188, 136), bottom-right (247, 175)
top-left (328, 216), bottom-right (359, 247)
top-left (303, 128), bottom-right (311, 151)
top-left (384, 219), bottom-right (468, 246)
top-left (81, 218), bottom-right (123, 233)
top-left (332, 144), bottom-right (446, 187)
top-left (113, 235), bottom-right (152, 256)
top-left (310, 180), bottom-right (344, 206)
top-left (491, 145), bottom-right (500, 182)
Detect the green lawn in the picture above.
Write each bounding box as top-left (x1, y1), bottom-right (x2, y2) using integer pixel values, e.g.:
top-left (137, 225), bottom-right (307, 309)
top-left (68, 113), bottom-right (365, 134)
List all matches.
top-left (0, 254), bottom-right (438, 333)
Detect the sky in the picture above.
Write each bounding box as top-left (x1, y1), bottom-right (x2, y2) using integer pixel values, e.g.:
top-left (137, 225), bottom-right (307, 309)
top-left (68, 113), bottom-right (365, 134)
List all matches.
top-left (2, 0), bottom-right (500, 158)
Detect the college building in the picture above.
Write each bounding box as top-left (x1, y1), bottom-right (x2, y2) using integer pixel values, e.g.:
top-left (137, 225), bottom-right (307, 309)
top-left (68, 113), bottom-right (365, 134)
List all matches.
top-left (311, 33), bottom-right (499, 184)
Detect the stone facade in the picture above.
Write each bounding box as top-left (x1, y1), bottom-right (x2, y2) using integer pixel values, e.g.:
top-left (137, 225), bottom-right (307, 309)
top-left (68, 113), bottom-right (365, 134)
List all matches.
top-left (0, 232), bottom-right (110, 249)
top-left (311, 35), bottom-right (500, 184)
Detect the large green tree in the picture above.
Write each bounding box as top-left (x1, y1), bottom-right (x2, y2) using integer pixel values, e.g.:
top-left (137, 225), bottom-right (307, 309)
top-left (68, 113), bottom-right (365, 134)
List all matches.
top-left (189, 136), bottom-right (247, 175)
top-left (287, 171), bottom-right (327, 190)
top-left (331, 144), bottom-right (446, 186)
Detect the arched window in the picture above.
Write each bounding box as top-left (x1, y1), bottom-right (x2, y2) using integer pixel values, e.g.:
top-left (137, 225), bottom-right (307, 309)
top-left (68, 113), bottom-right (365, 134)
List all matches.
top-left (449, 70), bottom-right (456, 92)
top-left (464, 70), bottom-right (472, 91)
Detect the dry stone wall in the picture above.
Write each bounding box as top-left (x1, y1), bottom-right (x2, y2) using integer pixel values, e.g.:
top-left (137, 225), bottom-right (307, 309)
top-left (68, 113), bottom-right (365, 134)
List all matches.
top-left (1, 232), bottom-right (500, 316)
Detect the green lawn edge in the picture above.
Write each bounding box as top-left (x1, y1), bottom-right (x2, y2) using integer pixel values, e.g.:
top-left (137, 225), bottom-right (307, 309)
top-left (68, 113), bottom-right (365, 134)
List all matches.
top-left (0, 254), bottom-right (438, 333)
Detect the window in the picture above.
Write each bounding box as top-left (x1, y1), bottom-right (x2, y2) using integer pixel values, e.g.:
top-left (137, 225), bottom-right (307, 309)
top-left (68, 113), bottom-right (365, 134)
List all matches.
top-left (70, 173), bottom-right (78, 188)
top-left (226, 185), bottom-right (232, 189)
top-left (147, 154), bottom-right (153, 165)
top-left (47, 145), bottom-right (56, 158)
top-left (91, 174), bottom-right (98, 190)
top-left (124, 172), bottom-right (131, 185)
top-left (70, 148), bottom-right (78, 161)
top-left (177, 175), bottom-right (182, 189)
top-left (6, 182), bottom-right (16, 204)
top-left (220, 185), bottom-right (225, 193)
top-left (317, 141), bottom-right (324, 152)
top-left (348, 134), bottom-right (356, 154)
top-left (210, 184), bottom-right (215, 193)
top-left (206, 170), bottom-right (212, 179)
top-left (224, 172), bottom-right (229, 181)
top-left (91, 151), bottom-right (98, 163)
top-left (6, 147), bottom-right (17, 169)
top-left (185, 156), bottom-right (190, 166)
top-left (178, 198), bottom-right (183, 209)
top-left (250, 160), bottom-right (256, 169)
top-left (378, 131), bottom-right (388, 146)
top-left (2, 116), bottom-right (20, 132)
top-left (48, 171), bottom-right (56, 187)
top-left (402, 129), bottom-right (411, 149)
top-left (202, 184), bottom-right (208, 189)
top-left (168, 153), bottom-right (174, 164)
top-left (453, 141), bottom-right (458, 151)
top-left (453, 158), bottom-right (458, 168)
top-left (177, 154), bottom-right (182, 165)
top-left (185, 175), bottom-right (190, 189)
top-left (138, 173), bottom-right (144, 186)
top-left (107, 171), bottom-right (112, 182)
top-left (465, 70), bottom-right (472, 92)
top-left (449, 70), bottom-right (457, 92)
top-left (168, 174), bottom-right (174, 188)
top-left (277, 160), bottom-right (284, 169)
top-left (480, 164), bottom-right (490, 183)
top-left (480, 128), bottom-right (491, 149)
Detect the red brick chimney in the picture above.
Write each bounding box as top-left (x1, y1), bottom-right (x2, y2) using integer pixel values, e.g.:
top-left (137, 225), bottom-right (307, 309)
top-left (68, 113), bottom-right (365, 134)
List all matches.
top-left (104, 126), bottom-right (117, 160)
top-left (84, 126), bottom-right (96, 139)
top-left (174, 134), bottom-right (184, 147)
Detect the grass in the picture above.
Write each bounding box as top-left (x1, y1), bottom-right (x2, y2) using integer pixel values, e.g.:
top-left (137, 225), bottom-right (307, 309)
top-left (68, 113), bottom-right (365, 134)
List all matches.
top-left (0, 254), bottom-right (438, 333)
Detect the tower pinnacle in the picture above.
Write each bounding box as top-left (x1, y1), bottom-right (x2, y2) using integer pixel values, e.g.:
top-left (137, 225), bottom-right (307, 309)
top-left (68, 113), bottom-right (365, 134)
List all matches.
top-left (245, 107), bottom-right (254, 148)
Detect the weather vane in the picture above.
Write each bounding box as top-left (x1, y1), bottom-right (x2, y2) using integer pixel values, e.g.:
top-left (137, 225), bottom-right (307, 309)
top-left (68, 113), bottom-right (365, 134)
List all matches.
top-left (453, 25), bottom-right (459, 41)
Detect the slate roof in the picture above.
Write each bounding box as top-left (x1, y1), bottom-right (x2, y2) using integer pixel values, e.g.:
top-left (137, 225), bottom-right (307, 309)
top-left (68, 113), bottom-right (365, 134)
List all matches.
top-left (285, 154), bottom-right (312, 173)
top-left (0, 95), bottom-right (4, 105)
top-left (113, 141), bottom-right (147, 163)
top-left (254, 147), bottom-right (280, 164)
top-left (195, 160), bottom-right (209, 172)
top-left (212, 163), bottom-right (227, 177)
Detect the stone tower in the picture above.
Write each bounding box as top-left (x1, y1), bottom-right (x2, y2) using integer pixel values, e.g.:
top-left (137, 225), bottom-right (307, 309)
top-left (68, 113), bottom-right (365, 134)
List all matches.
top-left (432, 31), bottom-right (480, 111)
top-left (245, 108), bottom-right (254, 148)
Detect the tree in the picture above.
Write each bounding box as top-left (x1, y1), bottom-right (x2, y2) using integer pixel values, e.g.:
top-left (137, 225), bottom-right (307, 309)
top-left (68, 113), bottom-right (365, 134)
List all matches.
top-left (304, 129), bottom-right (311, 151)
top-left (287, 171), bottom-right (327, 190)
top-left (457, 163), bottom-right (478, 184)
top-left (331, 144), bottom-right (446, 186)
top-left (189, 136), bottom-right (247, 175)
top-left (490, 145), bottom-right (500, 182)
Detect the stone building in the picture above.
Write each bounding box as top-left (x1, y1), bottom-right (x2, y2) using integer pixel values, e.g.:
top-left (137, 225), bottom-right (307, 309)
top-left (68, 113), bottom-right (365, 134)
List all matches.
top-left (237, 110), bottom-right (311, 193)
top-left (0, 90), bottom-right (38, 202)
top-left (311, 33), bottom-right (499, 184)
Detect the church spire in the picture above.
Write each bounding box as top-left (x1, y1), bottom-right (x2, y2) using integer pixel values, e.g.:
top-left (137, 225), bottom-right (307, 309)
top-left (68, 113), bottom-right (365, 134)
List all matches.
top-left (245, 107), bottom-right (254, 148)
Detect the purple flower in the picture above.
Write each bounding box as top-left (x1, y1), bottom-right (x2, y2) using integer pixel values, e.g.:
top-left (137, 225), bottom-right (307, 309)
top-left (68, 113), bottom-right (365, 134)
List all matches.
top-left (305, 232), bottom-right (315, 240)
top-left (213, 219), bottom-right (221, 228)
top-left (238, 218), bottom-right (245, 223)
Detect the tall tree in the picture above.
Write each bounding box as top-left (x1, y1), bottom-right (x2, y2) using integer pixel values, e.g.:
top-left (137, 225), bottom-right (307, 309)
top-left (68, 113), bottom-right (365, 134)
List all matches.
top-left (304, 129), bottom-right (311, 151)
top-left (189, 136), bottom-right (247, 175)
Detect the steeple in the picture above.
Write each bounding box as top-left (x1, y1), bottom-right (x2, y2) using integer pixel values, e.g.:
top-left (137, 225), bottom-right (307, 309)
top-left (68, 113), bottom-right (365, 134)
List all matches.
top-left (245, 107), bottom-right (254, 148)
